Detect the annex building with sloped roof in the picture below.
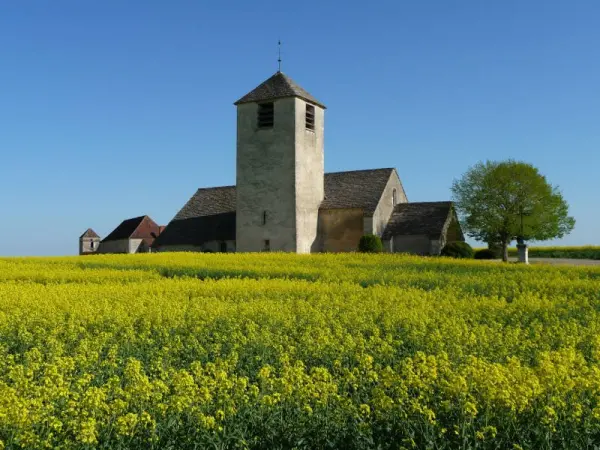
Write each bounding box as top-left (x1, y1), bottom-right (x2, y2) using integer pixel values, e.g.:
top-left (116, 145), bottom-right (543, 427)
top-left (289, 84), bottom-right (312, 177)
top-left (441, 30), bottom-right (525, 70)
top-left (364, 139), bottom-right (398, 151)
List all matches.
top-left (79, 216), bottom-right (164, 255)
top-left (149, 71), bottom-right (464, 255)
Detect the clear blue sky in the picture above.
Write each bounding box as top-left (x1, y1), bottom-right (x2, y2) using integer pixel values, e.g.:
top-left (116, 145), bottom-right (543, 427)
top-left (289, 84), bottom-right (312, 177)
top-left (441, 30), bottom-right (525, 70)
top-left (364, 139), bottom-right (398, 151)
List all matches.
top-left (1, 1), bottom-right (598, 256)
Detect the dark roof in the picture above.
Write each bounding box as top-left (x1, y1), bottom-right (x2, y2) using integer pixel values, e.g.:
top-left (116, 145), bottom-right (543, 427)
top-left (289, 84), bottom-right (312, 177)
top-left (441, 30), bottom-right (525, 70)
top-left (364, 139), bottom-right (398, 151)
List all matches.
top-left (382, 202), bottom-right (455, 240)
top-left (102, 216), bottom-right (160, 243)
top-left (153, 168), bottom-right (399, 247)
top-left (234, 72), bottom-right (325, 108)
top-left (153, 213), bottom-right (236, 247)
top-left (321, 168), bottom-right (395, 214)
top-left (173, 186), bottom-right (236, 220)
top-left (80, 228), bottom-right (99, 239)
top-left (152, 186), bottom-right (236, 247)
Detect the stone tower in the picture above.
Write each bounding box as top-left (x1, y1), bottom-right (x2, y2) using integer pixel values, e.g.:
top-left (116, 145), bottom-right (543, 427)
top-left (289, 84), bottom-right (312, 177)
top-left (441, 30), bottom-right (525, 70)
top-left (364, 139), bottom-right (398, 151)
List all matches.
top-left (234, 72), bottom-right (325, 253)
top-left (79, 228), bottom-right (101, 255)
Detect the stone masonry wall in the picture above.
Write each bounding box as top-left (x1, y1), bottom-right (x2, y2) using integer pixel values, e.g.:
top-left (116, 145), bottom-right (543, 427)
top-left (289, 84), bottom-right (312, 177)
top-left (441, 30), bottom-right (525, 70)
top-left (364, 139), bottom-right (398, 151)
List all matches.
top-left (97, 239), bottom-right (130, 254)
top-left (128, 239), bottom-right (145, 254)
top-left (294, 98), bottom-right (324, 254)
top-left (317, 208), bottom-right (364, 253)
top-left (79, 237), bottom-right (100, 255)
top-left (236, 99), bottom-right (298, 252)
top-left (156, 240), bottom-right (236, 253)
top-left (367, 170), bottom-right (407, 237)
top-left (236, 97), bottom-right (325, 254)
top-left (392, 234), bottom-right (431, 255)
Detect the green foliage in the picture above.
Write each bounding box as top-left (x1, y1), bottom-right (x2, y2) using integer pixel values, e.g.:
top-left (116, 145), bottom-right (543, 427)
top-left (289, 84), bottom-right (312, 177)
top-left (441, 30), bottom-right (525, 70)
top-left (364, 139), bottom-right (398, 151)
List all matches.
top-left (452, 160), bottom-right (575, 261)
top-left (441, 241), bottom-right (474, 259)
top-left (358, 234), bottom-right (383, 253)
top-left (474, 248), bottom-right (499, 260)
top-left (506, 245), bottom-right (600, 260)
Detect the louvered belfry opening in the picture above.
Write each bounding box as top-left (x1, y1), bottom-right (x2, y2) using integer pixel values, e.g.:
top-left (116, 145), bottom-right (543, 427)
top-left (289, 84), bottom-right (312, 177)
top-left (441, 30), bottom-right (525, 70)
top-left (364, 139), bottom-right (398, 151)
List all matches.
top-left (257, 102), bottom-right (274, 128)
top-left (305, 104), bottom-right (315, 131)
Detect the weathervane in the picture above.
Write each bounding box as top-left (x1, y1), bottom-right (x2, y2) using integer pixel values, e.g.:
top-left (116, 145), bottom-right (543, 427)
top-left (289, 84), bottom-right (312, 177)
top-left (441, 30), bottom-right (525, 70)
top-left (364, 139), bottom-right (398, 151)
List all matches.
top-left (277, 40), bottom-right (282, 72)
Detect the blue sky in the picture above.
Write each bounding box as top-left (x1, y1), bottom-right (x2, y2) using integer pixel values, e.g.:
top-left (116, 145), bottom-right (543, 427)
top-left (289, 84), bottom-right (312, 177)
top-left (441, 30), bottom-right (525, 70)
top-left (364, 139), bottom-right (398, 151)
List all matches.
top-left (1, 1), bottom-right (598, 256)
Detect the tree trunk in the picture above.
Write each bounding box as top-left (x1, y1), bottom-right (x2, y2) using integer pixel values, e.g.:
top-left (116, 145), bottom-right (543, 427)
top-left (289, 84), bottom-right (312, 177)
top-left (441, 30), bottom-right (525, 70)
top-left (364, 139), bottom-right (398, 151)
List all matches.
top-left (502, 241), bottom-right (509, 262)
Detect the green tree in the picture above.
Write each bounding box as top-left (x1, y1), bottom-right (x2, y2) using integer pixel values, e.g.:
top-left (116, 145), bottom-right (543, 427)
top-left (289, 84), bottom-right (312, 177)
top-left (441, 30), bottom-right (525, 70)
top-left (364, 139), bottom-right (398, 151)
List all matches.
top-left (451, 160), bottom-right (575, 262)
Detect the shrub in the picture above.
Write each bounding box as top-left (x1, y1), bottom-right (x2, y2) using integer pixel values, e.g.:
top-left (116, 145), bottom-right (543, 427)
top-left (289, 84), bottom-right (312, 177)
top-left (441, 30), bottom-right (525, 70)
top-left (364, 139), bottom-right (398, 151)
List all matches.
top-left (358, 234), bottom-right (383, 253)
top-left (441, 241), bottom-right (474, 259)
top-left (474, 248), bottom-right (498, 260)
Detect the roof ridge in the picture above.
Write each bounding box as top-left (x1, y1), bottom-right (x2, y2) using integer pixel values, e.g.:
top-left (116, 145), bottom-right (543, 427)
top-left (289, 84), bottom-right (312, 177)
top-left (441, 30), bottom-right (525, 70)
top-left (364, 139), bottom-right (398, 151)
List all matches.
top-left (400, 201), bottom-right (453, 205)
top-left (325, 168), bottom-right (395, 175)
top-left (195, 185), bottom-right (236, 191)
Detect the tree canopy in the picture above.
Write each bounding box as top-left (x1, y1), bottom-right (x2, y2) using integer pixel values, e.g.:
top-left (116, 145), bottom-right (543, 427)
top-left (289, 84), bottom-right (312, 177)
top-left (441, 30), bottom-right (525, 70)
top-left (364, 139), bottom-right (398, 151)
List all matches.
top-left (451, 160), bottom-right (575, 261)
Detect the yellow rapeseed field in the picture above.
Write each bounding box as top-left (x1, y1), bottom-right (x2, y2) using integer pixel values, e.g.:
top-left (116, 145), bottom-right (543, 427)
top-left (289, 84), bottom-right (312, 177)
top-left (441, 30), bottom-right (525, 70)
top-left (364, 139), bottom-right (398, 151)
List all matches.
top-left (1, 253), bottom-right (600, 449)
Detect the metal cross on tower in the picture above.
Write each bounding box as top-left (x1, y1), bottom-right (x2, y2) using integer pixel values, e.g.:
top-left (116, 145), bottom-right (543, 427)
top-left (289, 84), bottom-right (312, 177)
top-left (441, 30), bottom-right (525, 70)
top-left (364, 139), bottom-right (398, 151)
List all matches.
top-left (277, 40), bottom-right (282, 72)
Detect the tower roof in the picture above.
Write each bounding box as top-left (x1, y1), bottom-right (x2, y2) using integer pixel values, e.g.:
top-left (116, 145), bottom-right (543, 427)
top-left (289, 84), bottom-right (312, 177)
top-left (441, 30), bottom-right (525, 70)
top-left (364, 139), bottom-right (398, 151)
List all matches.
top-left (80, 228), bottom-right (100, 239)
top-left (234, 72), bottom-right (326, 108)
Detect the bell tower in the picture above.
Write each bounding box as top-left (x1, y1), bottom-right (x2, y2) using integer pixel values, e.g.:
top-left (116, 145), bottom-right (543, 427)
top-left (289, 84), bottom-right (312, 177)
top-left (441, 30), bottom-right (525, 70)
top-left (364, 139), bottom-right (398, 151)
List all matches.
top-left (234, 72), bottom-right (325, 253)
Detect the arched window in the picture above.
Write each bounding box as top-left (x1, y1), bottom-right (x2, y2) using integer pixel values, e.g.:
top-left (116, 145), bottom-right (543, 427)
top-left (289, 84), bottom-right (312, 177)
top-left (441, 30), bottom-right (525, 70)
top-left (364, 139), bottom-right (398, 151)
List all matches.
top-left (90, 241), bottom-right (95, 250)
top-left (392, 189), bottom-right (397, 207)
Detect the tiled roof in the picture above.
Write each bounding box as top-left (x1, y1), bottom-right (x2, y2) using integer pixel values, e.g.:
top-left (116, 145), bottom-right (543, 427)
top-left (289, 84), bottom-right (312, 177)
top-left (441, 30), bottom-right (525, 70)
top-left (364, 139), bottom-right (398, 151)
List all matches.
top-left (153, 169), bottom-right (399, 247)
top-left (234, 72), bottom-right (325, 108)
top-left (382, 202), bottom-right (455, 240)
top-left (174, 186), bottom-right (236, 220)
top-left (102, 216), bottom-right (160, 243)
top-left (321, 168), bottom-right (395, 214)
top-left (80, 228), bottom-right (100, 239)
top-left (153, 213), bottom-right (236, 247)
top-left (152, 186), bottom-right (236, 247)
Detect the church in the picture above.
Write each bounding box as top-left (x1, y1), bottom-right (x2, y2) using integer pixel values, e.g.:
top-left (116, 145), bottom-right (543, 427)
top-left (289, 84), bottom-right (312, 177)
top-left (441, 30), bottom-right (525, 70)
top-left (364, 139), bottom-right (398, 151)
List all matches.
top-left (83, 71), bottom-right (464, 255)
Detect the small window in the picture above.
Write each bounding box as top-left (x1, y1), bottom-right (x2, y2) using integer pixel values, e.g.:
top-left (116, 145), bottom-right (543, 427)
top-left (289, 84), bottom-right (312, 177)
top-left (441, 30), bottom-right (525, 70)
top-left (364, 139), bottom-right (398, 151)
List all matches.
top-left (263, 239), bottom-right (270, 252)
top-left (262, 210), bottom-right (267, 225)
top-left (305, 104), bottom-right (315, 131)
top-left (90, 241), bottom-right (94, 250)
top-left (392, 189), bottom-right (397, 206)
top-left (219, 241), bottom-right (227, 253)
top-left (257, 102), bottom-right (274, 129)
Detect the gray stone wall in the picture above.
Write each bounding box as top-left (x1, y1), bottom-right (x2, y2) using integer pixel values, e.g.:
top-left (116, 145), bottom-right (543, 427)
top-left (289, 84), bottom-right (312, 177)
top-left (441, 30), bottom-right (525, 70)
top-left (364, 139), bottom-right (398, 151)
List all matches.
top-left (129, 239), bottom-right (145, 254)
top-left (201, 240), bottom-right (236, 253)
top-left (392, 234), bottom-right (431, 255)
top-left (97, 239), bottom-right (130, 254)
top-left (156, 240), bottom-right (235, 253)
top-left (294, 98), bottom-right (324, 253)
top-left (317, 208), bottom-right (364, 253)
top-left (79, 237), bottom-right (100, 255)
top-left (155, 244), bottom-right (203, 253)
top-left (429, 239), bottom-right (442, 255)
top-left (236, 99), bottom-right (297, 252)
top-left (235, 97), bottom-right (324, 253)
top-left (368, 170), bottom-right (407, 237)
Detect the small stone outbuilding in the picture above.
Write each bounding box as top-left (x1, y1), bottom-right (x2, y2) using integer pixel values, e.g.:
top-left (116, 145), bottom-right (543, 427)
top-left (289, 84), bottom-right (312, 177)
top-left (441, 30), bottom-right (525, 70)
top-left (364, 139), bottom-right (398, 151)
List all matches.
top-left (79, 228), bottom-right (101, 255)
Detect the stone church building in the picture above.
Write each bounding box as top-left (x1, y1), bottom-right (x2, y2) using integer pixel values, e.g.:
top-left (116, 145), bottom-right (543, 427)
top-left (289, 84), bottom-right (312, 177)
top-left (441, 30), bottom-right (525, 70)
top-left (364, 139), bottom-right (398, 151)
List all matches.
top-left (82, 71), bottom-right (463, 255)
